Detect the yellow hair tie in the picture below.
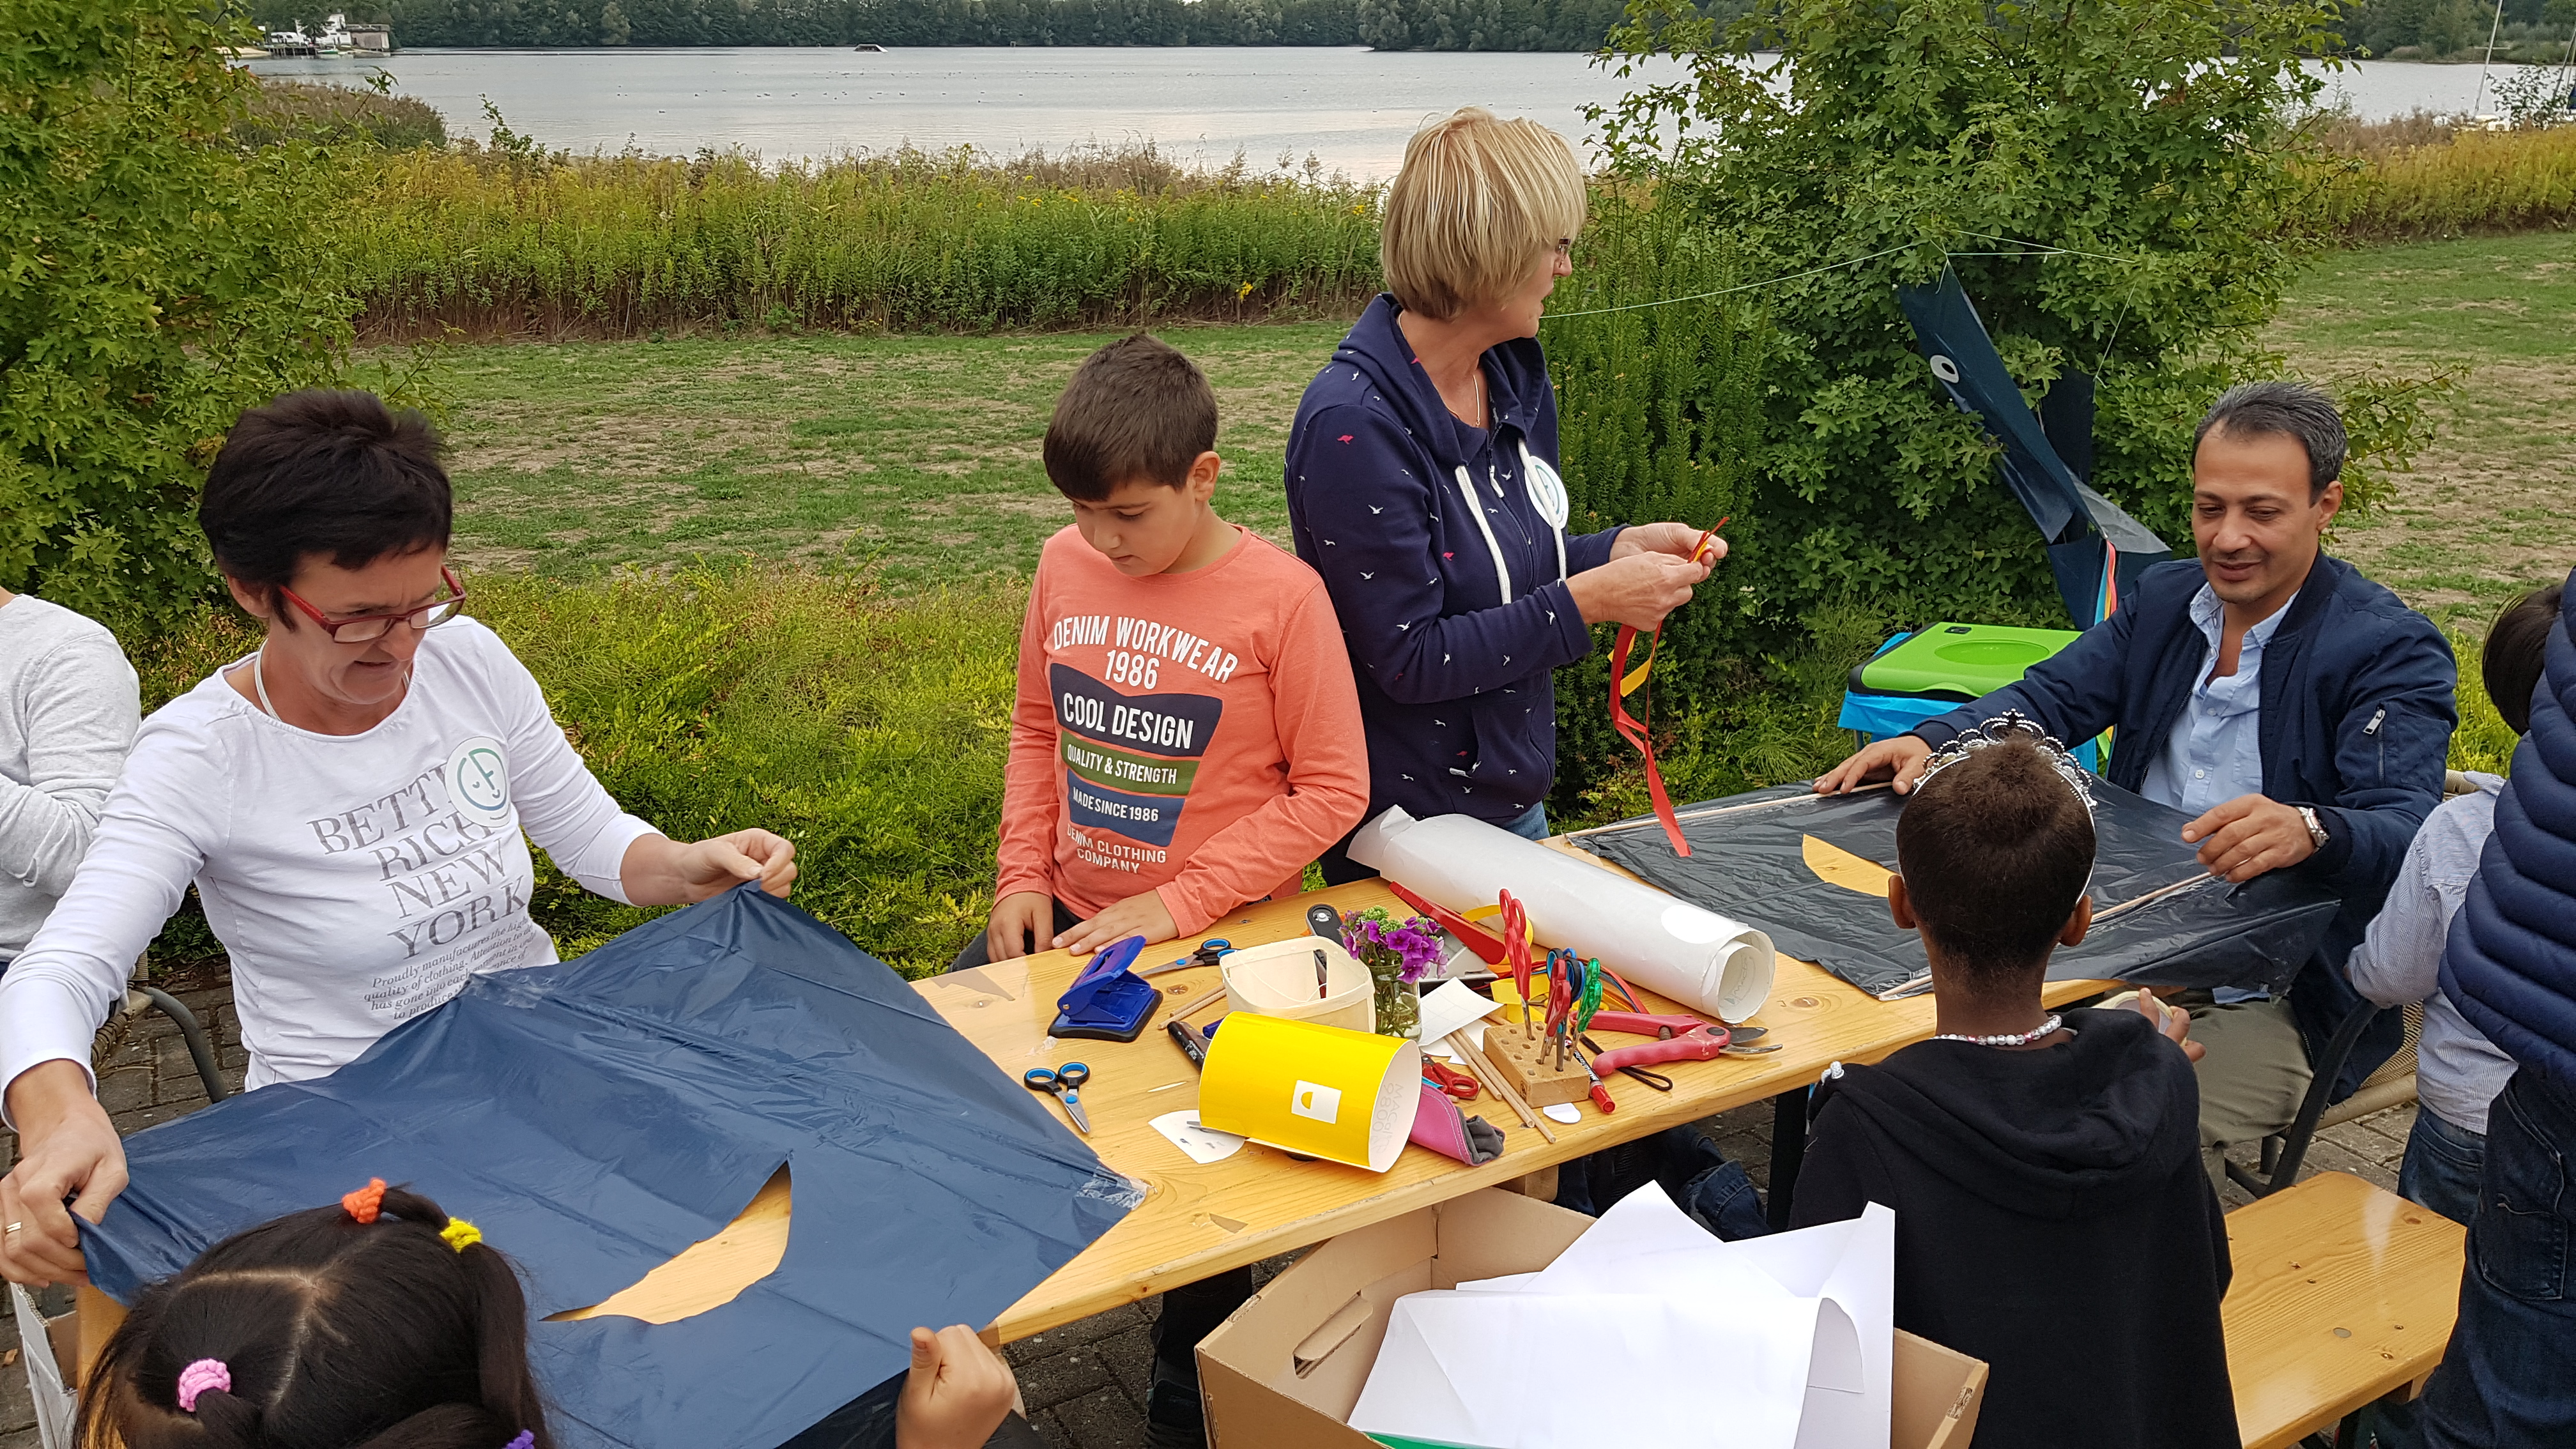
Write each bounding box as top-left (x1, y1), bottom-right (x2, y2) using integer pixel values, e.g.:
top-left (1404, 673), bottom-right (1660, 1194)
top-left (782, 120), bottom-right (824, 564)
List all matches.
top-left (440, 1218), bottom-right (483, 1253)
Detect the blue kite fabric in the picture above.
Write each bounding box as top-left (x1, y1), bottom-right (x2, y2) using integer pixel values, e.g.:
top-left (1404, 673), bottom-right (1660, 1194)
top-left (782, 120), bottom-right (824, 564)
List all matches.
top-left (1586, 781), bottom-right (2342, 1000)
top-left (1897, 264), bottom-right (2170, 625)
top-left (82, 884), bottom-right (1138, 1449)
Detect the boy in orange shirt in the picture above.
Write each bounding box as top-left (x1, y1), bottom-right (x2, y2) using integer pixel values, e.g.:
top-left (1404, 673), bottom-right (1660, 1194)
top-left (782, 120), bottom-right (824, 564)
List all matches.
top-left (958, 334), bottom-right (1369, 970)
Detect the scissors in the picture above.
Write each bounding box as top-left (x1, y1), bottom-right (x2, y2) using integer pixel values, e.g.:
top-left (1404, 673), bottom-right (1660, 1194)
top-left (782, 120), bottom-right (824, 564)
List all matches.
top-left (1024, 1062), bottom-right (1092, 1135)
top-left (1422, 1059), bottom-right (1480, 1102)
top-left (1498, 891), bottom-right (1535, 1038)
top-left (1139, 938), bottom-right (1232, 979)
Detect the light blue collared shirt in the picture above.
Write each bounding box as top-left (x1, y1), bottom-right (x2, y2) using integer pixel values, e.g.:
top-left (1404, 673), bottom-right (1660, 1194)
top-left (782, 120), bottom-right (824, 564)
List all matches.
top-left (2141, 584), bottom-right (2296, 818)
top-left (2142, 583), bottom-right (2297, 1002)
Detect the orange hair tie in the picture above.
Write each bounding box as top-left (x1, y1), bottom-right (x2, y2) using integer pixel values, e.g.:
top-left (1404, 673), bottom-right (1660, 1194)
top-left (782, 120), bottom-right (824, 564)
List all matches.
top-left (341, 1177), bottom-right (388, 1224)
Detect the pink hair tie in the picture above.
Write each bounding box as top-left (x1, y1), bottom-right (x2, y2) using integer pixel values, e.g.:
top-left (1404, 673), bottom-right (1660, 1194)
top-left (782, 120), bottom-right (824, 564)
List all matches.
top-left (175, 1358), bottom-right (231, 1412)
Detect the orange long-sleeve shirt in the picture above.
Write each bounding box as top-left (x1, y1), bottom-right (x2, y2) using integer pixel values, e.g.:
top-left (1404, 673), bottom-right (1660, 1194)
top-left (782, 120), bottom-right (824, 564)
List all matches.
top-left (997, 525), bottom-right (1370, 937)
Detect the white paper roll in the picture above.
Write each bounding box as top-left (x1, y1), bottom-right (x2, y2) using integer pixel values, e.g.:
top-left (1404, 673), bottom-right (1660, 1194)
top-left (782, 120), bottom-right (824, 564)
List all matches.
top-left (1347, 807), bottom-right (1776, 1023)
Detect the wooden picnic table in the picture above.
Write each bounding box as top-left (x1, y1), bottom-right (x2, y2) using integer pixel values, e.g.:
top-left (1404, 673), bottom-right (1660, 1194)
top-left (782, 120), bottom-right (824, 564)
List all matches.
top-left (935, 839), bottom-right (2111, 1342)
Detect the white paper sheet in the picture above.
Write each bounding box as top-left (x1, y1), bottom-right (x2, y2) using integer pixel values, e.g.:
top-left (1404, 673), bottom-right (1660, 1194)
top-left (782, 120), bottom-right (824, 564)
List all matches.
top-left (1346, 1185), bottom-right (1895, 1449)
top-left (1347, 806), bottom-right (1777, 1022)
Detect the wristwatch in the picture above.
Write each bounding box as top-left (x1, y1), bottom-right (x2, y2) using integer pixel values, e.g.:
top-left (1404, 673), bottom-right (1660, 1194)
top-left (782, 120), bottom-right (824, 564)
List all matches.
top-left (2296, 806), bottom-right (2330, 852)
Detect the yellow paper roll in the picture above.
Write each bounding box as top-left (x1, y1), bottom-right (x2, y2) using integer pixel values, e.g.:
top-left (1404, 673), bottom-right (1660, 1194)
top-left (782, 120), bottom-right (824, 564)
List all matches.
top-left (1198, 1013), bottom-right (1421, 1172)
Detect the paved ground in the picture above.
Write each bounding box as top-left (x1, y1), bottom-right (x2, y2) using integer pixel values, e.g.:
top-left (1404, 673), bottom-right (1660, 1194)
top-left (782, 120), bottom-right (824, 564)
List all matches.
top-left (0, 971), bottom-right (2422, 1449)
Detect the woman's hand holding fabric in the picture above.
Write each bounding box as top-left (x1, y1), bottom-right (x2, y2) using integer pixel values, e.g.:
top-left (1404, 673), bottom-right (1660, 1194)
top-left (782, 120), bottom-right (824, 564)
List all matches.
top-left (1566, 550), bottom-right (1713, 631)
top-left (620, 828), bottom-right (799, 905)
top-left (0, 1059), bottom-right (127, 1285)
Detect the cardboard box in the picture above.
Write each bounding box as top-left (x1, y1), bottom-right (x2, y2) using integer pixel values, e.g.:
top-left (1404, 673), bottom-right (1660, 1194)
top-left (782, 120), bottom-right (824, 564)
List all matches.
top-left (1197, 1189), bottom-right (1986, 1449)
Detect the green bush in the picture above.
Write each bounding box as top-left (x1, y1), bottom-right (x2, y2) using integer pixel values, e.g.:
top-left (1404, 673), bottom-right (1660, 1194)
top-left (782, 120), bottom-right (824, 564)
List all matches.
top-left (0, 0), bottom-right (360, 633)
top-left (1540, 191), bottom-right (1778, 808)
top-left (1579, 0), bottom-right (2441, 673)
top-left (339, 143), bottom-right (1384, 338)
top-left (236, 78), bottom-right (448, 151)
top-left (141, 565), bottom-right (1023, 976)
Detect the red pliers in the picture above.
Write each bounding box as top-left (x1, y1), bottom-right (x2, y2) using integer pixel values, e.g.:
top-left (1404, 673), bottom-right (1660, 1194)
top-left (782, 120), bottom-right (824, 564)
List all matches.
top-left (1588, 1025), bottom-right (1735, 1076)
top-left (1422, 1060), bottom-right (1480, 1101)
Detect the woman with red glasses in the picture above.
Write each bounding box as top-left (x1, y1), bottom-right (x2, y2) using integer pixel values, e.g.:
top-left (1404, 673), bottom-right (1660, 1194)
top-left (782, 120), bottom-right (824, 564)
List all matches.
top-left (0, 390), bottom-right (798, 1289)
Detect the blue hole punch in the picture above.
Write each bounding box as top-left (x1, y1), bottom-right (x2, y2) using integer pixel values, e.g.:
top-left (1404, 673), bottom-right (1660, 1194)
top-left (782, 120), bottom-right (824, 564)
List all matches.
top-left (1049, 935), bottom-right (1163, 1043)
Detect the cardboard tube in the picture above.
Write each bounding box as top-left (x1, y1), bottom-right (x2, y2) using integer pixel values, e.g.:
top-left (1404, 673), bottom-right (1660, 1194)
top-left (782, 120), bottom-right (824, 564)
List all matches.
top-left (1349, 808), bottom-right (1777, 1023)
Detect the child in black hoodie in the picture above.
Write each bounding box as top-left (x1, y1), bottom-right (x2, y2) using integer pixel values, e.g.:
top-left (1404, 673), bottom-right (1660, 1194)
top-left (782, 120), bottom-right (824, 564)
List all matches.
top-left (1788, 716), bottom-right (2239, 1449)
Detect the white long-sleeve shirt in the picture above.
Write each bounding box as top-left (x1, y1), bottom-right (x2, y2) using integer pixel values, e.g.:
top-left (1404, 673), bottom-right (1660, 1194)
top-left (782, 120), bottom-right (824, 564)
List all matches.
top-left (2344, 772), bottom-right (2517, 1135)
top-left (0, 595), bottom-right (141, 960)
top-left (0, 618), bottom-right (657, 1101)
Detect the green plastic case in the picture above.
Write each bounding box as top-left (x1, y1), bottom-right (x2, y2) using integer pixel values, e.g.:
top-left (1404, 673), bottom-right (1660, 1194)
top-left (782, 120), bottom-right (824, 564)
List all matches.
top-left (1849, 621), bottom-right (2083, 702)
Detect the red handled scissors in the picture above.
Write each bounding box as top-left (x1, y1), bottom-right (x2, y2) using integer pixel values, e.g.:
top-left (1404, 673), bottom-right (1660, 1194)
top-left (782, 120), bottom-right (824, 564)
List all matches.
top-left (1498, 890), bottom-right (1534, 1038)
top-left (1422, 1060), bottom-right (1480, 1101)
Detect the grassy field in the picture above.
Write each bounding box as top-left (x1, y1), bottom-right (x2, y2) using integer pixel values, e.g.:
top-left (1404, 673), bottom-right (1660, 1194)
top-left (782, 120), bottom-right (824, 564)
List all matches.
top-left (428, 230), bottom-right (2575, 618)
top-left (2271, 229), bottom-right (2576, 628)
top-left (430, 322), bottom-right (1348, 585)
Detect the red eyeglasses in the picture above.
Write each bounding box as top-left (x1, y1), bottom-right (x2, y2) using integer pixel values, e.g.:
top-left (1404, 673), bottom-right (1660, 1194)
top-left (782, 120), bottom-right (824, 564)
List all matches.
top-left (280, 567), bottom-right (468, 643)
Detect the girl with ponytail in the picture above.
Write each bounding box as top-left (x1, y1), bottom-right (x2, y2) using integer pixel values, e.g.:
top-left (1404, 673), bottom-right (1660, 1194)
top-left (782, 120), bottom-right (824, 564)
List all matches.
top-left (77, 1181), bottom-right (1024, 1449)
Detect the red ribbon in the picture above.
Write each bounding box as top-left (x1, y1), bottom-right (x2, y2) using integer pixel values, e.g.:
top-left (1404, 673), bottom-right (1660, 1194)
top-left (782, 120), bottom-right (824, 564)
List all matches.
top-left (1607, 524), bottom-right (1724, 857)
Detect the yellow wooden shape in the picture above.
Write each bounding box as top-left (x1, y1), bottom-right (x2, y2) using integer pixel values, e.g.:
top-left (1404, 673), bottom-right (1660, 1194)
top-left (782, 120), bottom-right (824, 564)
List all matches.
top-left (2223, 1170), bottom-right (2466, 1449)
top-left (1802, 833), bottom-right (1895, 896)
top-left (548, 1164), bottom-right (793, 1324)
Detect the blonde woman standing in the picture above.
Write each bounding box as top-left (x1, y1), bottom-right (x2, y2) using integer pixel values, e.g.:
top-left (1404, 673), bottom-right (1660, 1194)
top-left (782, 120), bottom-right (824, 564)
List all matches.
top-left (1284, 107), bottom-right (1724, 878)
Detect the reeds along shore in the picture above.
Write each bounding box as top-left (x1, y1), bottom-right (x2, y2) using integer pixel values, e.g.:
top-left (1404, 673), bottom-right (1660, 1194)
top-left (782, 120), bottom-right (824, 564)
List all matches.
top-left (328, 126), bottom-right (2574, 341)
top-left (338, 143), bottom-right (1386, 340)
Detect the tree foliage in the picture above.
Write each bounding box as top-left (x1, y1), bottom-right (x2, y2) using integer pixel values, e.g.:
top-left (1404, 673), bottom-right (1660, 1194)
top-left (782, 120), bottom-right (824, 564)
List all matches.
top-left (1, 0), bottom-right (358, 630)
top-left (1577, 0), bottom-right (2438, 661)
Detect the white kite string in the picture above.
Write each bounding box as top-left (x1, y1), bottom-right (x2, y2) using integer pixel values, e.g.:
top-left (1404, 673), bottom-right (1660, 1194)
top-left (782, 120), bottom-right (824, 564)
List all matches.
top-left (1540, 232), bottom-right (2136, 323)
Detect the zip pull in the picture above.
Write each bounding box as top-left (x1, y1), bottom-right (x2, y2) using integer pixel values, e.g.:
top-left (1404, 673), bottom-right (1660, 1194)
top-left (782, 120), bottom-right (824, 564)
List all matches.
top-left (2364, 707), bottom-right (2385, 737)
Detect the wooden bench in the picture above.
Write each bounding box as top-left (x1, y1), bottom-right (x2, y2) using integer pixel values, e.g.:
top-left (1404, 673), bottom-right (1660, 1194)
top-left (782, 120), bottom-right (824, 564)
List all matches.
top-left (2223, 1170), bottom-right (2466, 1448)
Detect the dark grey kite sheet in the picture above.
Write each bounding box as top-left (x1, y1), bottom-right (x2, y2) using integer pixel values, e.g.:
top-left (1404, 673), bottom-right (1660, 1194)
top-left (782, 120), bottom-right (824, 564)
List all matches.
top-left (1584, 781), bottom-right (2341, 999)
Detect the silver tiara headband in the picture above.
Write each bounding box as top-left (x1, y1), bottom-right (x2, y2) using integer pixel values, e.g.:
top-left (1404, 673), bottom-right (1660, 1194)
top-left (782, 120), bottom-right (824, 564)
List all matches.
top-left (1914, 711), bottom-right (2097, 818)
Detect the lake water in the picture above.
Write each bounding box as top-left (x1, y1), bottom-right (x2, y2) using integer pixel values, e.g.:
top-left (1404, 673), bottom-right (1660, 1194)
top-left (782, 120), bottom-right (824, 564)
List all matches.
top-left (249, 46), bottom-right (2508, 179)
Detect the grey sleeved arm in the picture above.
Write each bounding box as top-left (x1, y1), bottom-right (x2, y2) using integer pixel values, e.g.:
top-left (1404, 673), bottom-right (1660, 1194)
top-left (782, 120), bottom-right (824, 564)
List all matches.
top-left (0, 630), bottom-right (141, 900)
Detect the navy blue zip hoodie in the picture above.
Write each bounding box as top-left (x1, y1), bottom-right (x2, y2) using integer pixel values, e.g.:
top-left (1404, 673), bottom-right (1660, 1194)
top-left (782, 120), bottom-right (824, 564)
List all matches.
top-left (1282, 295), bottom-right (1621, 825)
top-left (1915, 553), bottom-right (2458, 1097)
top-left (2444, 566), bottom-right (2576, 1093)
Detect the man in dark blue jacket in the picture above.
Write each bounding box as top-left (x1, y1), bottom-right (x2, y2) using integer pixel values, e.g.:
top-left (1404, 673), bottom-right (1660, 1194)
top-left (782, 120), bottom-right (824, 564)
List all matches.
top-left (1815, 381), bottom-right (2457, 1182)
top-left (2421, 565), bottom-right (2576, 1445)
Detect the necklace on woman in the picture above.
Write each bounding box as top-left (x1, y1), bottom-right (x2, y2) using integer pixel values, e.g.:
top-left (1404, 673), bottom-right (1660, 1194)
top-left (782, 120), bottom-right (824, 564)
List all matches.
top-left (1931, 1013), bottom-right (2067, 1048)
top-left (1447, 367), bottom-right (1485, 429)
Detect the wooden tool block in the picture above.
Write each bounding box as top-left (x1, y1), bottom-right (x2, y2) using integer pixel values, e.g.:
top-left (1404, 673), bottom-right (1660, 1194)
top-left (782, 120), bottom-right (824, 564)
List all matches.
top-left (1473, 1025), bottom-right (1591, 1108)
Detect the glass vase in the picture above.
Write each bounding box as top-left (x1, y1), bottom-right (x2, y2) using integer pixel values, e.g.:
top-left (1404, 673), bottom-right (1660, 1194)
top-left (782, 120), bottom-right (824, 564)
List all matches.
top-left (1371, 971), bottom-right (1422, 1040)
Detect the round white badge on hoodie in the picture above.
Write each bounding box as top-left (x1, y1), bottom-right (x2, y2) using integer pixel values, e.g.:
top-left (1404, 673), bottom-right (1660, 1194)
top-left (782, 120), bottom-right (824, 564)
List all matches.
top-left (1522, 450), bottom-right (1571, 530)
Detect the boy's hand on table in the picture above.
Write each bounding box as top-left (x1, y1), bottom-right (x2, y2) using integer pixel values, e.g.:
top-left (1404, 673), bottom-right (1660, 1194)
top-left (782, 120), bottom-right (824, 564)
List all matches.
top-left (0, 1060), bottom-right (127, 1286)
top-left (897, 1324), bottom-right (1020, 1449)
top-left (2181, 795), bottom-right (2317, 882)
top-left (2120, 987), bottom-right (2205, 1063)
top-left (985, 892), bottom-right (1057, 962)
top-left (1053, 891), bottom-right (1176, 958)
top-left (1813, 734), bottom-right (1933, 795)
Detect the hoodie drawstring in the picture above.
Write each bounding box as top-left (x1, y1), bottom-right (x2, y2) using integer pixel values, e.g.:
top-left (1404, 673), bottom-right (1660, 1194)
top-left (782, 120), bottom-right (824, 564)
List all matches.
top-left (1452, 441), bottom-right (1569, 610)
